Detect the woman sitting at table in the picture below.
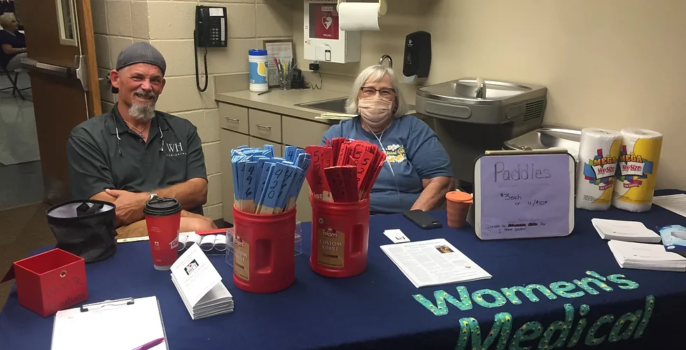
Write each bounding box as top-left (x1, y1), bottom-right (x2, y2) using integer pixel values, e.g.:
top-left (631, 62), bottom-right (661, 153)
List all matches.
top-left (321, 65), bottom-right (453, 214)
top-left (0, 13), bottom-right (27, 71)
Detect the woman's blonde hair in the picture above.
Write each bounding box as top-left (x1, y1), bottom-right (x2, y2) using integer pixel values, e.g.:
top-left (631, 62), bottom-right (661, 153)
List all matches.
top-left (345, 65), bottom-right (408, 118)
top-left (0, 14), bottom-right (16, 29)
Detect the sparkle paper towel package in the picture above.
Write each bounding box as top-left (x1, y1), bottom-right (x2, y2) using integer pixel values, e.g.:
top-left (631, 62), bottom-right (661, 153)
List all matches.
top-left (303, 0), bottom-right (361, 64)
top-left (612, 128), bottom-right (663, 212)
top-left (576, 128), bottom-right (622, 210)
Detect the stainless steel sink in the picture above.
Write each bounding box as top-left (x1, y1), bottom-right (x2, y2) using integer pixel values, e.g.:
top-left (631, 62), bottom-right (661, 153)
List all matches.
top-left (295, 98), bottom-right (348, 114)
top-left (504, 127), bottom-right (581, 159)
top-left (296, 97), bottom-right (416, 114)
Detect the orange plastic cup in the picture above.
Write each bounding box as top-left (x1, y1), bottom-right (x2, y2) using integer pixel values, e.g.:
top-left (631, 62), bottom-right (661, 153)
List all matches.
top-left (446, 191), bottom-right (473, 229)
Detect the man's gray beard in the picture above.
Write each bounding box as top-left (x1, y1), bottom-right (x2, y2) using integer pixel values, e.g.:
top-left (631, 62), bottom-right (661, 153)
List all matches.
top-left (129, 102), bottom-right (156, 122)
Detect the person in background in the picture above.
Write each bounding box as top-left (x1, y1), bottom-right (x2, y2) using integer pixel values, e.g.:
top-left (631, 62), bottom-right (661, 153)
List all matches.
top-left (0, 13), bottom-right (26, 71)
top-left (67, 42), bottom-right (216, 238)
top-left (321, 65), bottom-right (454, 214)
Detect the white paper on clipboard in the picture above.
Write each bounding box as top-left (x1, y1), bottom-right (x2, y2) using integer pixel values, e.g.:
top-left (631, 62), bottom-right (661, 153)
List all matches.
top-left (51, 296), bottom-right (168, 350)
top-left (265, 41), bottom-right (293, 87)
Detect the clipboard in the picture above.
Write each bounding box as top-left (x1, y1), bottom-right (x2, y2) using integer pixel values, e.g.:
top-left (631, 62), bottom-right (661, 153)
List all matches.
top-left (51, 296), bottom-right (169, 350)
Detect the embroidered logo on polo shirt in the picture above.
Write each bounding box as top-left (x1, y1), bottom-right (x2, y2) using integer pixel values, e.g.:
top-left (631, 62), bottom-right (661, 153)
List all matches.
top-left (166, 142), bottom-right (186, 157)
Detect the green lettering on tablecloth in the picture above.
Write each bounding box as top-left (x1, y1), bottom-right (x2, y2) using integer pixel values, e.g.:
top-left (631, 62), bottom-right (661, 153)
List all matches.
top-left (456, 312), bottom-right (512, 350)
top-left (412, 286), bottom-right (472, 316)
top-left (609, 310), bottom-right (642, 342)
top-left (607, 274), bottom-right (640, 290)
top-left (472, 289), bottom-right (508, 308)
top-left (413, 271), bottom-right (639, 316)
top-left (510, 321), bottom-right (543, 349)
top-left (453, 296), bottom-right (655, 350)
top-left (633, 295), bottom-right (654, 339)
top-left (566, 304), bottom-right (590, 347)
top-left (572, 277), bottom-right (614, 295)
top-left (501, 284), bottom-right (557, 304)
top-left (549, 281), bottom-right (584, 299)
top-left (584, 314), bottom-right (615, 345)
top-left (537, 304), bottom-right (573, 349)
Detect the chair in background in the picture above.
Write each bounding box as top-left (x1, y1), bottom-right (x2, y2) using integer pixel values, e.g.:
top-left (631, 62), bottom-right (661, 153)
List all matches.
top-left (0, 64), bottom-right (29, 100)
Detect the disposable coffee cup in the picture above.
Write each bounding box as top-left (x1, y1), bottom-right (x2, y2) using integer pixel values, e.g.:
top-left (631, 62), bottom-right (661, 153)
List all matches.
top-left (446, 191), bottom-right (473, 229)
top-left (144, 197), bottom-right (182, 270)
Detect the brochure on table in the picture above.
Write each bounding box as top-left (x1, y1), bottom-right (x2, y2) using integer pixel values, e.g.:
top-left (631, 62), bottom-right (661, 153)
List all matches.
top-left (170, 244), bottom-right (233, 320)
top-left (592, 218), bottom-right (661, 243)
top-left (381, 239), bottom-right (492, 288)
top-left (608, 240), bottom-right (686, 272)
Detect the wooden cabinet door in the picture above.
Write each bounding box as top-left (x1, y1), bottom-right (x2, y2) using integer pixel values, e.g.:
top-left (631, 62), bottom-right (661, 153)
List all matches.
top-left (220, 129), bottom-right (249, 224)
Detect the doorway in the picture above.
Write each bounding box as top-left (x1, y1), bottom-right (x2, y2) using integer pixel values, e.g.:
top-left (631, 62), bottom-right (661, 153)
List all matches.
top-left (0, 2), bottom-right (43, 211)
top-left (0, 0), bottom-right (101, 310)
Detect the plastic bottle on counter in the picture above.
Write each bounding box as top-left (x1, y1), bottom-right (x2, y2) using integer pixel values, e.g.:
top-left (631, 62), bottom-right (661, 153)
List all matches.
top-left (248, 49), bottom-right (268, 93)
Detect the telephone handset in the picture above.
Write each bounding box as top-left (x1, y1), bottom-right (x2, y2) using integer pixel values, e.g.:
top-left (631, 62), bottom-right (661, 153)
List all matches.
top-left (195, 6), bottom-right (227, 48)
top-left (194, 6), bottom-right (227, 92)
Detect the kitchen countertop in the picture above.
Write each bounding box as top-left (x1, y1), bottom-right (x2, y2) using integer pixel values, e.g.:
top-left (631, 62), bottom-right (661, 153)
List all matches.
top-left (215, 89), bottom-right (348, 121)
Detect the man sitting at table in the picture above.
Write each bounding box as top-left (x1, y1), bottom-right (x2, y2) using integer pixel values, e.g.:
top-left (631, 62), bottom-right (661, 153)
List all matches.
top-left (67, 42), bottom-right (216, 238)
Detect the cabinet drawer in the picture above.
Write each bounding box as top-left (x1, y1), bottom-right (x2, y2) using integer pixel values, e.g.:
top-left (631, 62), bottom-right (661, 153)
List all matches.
top-left (282, 116), bottom-right (331, 148)
top-left (219, 103), bottom-right (248, 133)
top-left (248, 109), bottom-right (282, 143)
top-left (249, 136), bottom-right (283, 157)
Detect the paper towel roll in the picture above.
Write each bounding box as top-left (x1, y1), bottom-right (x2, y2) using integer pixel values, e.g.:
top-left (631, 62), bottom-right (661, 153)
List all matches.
top-left (576, 128), bottom-right (623, 210)
top-left (612, 128), bottom-right (663, 212)
top-left (339, 3), bottom-right (380, 31)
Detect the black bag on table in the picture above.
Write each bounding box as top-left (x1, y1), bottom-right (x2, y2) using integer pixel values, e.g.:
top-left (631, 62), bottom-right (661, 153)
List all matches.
top-left (46, 200), bottom-right (117, 263)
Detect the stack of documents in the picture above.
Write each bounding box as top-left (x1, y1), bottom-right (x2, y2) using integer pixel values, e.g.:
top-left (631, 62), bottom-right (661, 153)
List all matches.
top-left (381, 239), bottom-right (492, 288)
top-left (608, 240), bottom-right (686, 272)
top-left (171, 244), bottom-right (233, 320)
top-left (591, 218), bottom-right (661, 243)
top-left (653, 194), bottom-right (686, 218)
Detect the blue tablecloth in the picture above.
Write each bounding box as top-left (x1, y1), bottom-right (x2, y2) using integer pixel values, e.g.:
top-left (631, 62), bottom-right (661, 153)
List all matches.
top-left (2, 190), bottom-right (686, 350)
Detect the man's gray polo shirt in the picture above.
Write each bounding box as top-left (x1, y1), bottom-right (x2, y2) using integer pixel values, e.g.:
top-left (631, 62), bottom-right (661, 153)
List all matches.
top-left (66, 105), bottom-right (207, 212)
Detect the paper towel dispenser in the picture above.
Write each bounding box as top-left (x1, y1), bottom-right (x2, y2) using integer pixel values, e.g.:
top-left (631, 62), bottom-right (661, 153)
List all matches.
top-left (304, 0), bottom-right (361, 64)
top-left (403, 31), bottom-right (431, 83)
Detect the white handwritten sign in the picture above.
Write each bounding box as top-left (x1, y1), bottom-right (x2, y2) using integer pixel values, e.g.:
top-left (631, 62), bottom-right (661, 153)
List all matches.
top-left (475, 153), bottom-right (575, 240)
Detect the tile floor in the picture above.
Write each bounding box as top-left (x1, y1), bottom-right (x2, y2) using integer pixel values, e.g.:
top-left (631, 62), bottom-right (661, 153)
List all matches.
top-left (0, 73), bottom-right (50, 311)
top-left (0, 72), bottom-right (44, 211)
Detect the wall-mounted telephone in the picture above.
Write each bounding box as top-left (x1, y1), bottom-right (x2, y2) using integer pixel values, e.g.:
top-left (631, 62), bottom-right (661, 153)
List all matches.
top-left (194, 6), bottom-right (227, 92)
top-left (196, 6), bottom-right (227, 48)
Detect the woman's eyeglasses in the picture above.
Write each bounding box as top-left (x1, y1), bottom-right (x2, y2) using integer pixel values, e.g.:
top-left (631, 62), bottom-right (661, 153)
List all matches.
top-left (361, 87), bottom-right (395, 100)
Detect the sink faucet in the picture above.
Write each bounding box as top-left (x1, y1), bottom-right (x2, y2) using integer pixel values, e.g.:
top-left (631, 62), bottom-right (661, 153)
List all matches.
top-left (379, 55), bottom-right (393, 68)
top-left (475, 77), bottom-right (486, 98)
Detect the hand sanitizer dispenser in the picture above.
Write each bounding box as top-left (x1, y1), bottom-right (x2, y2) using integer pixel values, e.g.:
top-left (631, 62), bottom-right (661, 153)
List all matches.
top-left (402, 31), bottom-right (431, 83)
top-left (304, 0), bottom-right (361, 64)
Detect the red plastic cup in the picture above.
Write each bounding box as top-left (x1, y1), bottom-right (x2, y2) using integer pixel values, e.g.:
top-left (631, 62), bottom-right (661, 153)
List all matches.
top-left (446, 191), bottom-right (473, 229)
top-left (144, 197), bottom-right (182, 270)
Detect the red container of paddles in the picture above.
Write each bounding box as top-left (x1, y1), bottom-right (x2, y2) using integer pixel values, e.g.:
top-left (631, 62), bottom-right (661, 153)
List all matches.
top-left (230, 144), bottom-right (310, 293)
top-left (232, 204), bottom-right (296, 293)
top-left (310, 196), bottom-right (370, 277)
top-left (305, 138), bottom-right (385, 278)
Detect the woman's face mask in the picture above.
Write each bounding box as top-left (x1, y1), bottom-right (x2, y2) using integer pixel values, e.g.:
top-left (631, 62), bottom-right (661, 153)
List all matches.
top-left (358, 96), bottom-right (393, 128)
